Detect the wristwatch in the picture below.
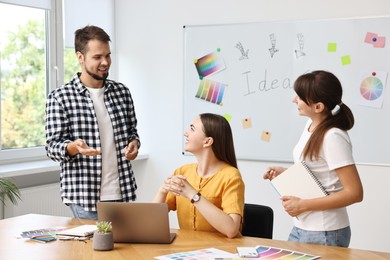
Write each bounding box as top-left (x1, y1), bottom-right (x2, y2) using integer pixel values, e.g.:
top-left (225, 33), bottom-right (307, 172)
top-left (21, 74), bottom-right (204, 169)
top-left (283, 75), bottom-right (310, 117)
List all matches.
top-left (190, 192), bottom-right (201, 203)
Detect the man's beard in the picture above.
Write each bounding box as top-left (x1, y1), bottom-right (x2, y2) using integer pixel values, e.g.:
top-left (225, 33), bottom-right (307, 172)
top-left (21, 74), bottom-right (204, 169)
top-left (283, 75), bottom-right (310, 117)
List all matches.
top-left (86, 68), bottom-right (109, 81)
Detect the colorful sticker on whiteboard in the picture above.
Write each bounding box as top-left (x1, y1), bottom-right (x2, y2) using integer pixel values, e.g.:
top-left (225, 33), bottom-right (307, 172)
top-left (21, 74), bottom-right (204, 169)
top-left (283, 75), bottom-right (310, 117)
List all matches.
top-left (357, 70), bottom-right (387, 108)
top-left (327, 42), bottom-right (337, 52)
top-left (341, 55), bottom-right (351, 65)
top-left (224, 114), bottom-right (232, 123)
top-left (194, 49), bottom-right (226, 79)
top-left (195, 78), bottom-right (226, 105)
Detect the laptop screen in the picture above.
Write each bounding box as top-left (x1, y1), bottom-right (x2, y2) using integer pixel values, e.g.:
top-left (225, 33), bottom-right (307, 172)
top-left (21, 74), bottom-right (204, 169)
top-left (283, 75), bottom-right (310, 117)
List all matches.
top-left (97, 202), bottom-right (176, 244)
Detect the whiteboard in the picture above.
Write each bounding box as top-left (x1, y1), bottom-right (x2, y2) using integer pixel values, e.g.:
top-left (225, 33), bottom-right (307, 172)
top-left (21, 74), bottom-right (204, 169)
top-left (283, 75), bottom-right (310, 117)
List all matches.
top-left (183, 17), bottom-right (390, 166)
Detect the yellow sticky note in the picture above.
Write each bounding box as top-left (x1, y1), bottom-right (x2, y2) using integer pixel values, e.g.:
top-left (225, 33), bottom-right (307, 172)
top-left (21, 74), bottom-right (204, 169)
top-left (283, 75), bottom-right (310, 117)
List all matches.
top-left (261, 131), bottom-right (271, 142)
top-left (328, 43), bottom-right (337, 52)
top-left (341, 55), bottom-right (351, 65)
top-left (242, 118), bottom-right (252, 129)
top-left (224, 114), bottom-right (232, 123)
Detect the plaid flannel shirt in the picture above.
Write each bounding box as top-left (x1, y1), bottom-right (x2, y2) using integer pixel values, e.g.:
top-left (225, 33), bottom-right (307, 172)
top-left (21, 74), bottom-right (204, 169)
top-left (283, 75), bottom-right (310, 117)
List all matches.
top-left (45, 73), bottom-right (140, 211)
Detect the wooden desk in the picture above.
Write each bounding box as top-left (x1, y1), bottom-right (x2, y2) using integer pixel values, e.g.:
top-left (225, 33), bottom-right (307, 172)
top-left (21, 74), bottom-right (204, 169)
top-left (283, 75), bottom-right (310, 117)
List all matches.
top-left (0, 214), bottom-right (389, 259)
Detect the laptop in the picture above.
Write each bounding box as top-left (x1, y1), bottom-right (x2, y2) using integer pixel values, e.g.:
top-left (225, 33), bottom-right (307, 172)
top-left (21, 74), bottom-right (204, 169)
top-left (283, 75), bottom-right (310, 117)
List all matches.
top-left (96, 202), bottom-right (176, 244)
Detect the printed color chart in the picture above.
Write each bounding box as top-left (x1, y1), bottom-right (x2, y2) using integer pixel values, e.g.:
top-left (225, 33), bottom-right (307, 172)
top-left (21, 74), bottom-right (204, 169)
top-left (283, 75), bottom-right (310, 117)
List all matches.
top-left (360, 76), bottom-right (384, 101)
top-left (194, 50), bottom-right (226, 78)
top-left (195, 78), bottom-right (226, 105)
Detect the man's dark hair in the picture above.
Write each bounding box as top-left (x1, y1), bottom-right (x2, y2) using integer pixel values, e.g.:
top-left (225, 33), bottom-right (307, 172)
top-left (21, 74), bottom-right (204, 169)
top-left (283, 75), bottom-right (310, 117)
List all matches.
top-left (74, 25), bottom-right (111, 54)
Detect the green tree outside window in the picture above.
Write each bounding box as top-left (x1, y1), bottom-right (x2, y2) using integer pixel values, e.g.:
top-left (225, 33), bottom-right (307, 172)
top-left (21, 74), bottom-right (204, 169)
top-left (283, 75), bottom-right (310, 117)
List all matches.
top-left (1, 19), bottom-right (79, 150)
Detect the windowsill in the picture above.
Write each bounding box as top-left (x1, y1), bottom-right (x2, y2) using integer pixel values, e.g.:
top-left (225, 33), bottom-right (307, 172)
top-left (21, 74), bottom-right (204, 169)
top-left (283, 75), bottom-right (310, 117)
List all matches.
top-left (0, 154), bottom-right (149, 178)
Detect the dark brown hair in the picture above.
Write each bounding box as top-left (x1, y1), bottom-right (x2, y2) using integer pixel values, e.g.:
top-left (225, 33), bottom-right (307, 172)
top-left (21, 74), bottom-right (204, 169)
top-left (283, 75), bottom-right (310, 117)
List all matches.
top-left (74, 25), bottom-right (111, 54)
top-left (200, 113), bottom-right (238, 168)
top-left (294, 70), bottom-right (354, 160)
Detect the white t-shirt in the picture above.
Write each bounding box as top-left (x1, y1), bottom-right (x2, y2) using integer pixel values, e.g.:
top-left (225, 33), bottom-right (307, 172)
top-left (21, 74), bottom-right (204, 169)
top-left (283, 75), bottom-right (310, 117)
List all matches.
top-left (292, 120), bottom-right (354, 231)
top-left (87, 86), bottom-right (121, 201)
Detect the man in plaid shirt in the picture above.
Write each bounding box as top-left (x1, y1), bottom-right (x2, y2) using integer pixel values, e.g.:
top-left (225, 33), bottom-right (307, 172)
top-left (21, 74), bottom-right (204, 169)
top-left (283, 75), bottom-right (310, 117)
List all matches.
top-left (45, 25), bottom-right (140, 220)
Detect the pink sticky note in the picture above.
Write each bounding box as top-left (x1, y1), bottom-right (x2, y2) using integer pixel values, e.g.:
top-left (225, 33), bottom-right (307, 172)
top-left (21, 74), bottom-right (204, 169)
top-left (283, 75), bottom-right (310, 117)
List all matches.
top-left (364, 32), bottom-right (378, 44)
top-left (373, 36), bottom-right (386, 48)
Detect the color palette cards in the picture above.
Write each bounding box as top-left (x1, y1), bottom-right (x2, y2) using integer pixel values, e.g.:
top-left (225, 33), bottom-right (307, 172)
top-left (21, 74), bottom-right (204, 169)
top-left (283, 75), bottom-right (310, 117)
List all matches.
top-left (215, 245), bottom-right (320, 260)
top-left (254, 245), bottom-right (320, 259)
top-left (19, 227), bottom-right (66, 239)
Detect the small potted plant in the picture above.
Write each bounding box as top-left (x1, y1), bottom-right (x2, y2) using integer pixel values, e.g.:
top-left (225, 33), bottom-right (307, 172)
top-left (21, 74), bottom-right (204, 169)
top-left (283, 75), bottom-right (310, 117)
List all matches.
top-left (0, 177), bottom-right (21, 205)
top-left (93, 221), bottom-right (114, 251)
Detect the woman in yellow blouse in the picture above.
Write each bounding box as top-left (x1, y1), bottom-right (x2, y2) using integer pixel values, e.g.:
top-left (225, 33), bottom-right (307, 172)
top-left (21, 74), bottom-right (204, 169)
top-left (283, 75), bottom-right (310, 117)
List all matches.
top-left (153, 113), bottom-right (245, 238)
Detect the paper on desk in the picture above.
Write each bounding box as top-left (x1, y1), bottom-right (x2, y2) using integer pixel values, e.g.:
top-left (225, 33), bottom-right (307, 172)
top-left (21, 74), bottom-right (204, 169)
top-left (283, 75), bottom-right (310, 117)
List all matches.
top-left (154, 248), bottom-right (236, 260)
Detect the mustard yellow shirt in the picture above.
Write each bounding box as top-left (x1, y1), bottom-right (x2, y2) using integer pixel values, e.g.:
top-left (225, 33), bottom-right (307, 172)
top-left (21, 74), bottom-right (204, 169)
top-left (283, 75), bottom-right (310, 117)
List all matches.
top-left (165, 163), bottom-right (245, 232)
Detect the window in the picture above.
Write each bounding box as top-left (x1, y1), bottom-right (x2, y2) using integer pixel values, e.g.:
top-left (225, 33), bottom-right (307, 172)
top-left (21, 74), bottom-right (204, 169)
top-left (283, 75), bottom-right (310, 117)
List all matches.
top-left (0, 0), bottom-right (62, 163)
top-left (0, 0), bottom-right (114, 165)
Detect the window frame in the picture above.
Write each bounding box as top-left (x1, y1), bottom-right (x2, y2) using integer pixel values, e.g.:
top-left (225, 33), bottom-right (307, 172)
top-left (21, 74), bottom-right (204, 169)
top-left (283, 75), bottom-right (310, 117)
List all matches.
top-left (0, 0), bottom-right (63, 164)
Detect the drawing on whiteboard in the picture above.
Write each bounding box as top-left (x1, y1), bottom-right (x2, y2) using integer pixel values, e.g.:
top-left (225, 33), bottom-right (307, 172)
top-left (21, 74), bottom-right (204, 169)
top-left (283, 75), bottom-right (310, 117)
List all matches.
top-left (194, 78), bottom-right (226, 106)
top-left (235, 41), bottom-right (249, 60)
top-left (268, 33), bottom-right (279, 58)
top-left (241, 70), bottom-right (292, 96)
top-left (294, 33), bottom-right (306, 58)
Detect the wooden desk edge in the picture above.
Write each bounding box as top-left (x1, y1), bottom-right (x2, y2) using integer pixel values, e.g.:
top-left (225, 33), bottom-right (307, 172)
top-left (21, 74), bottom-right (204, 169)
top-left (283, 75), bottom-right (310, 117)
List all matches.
top-left (1, 214), bottom-right (389, 260)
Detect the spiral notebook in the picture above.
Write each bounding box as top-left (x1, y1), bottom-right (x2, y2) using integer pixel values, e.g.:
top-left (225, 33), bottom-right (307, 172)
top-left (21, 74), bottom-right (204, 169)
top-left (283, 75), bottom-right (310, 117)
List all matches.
top-left (56, 225), bottom-right (97, 237)
top-left (270, 161), bottom-right (329, 219)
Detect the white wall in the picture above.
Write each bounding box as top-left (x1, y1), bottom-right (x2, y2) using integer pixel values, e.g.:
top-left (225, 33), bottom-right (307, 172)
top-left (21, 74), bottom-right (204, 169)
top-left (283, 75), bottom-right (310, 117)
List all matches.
top-left (114, 0), bottom-right (390, 253)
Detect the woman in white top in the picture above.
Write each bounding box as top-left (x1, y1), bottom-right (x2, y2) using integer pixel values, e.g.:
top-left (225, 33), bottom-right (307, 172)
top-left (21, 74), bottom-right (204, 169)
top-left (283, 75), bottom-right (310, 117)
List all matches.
top-left (263, 70), bottom-right (363, 247)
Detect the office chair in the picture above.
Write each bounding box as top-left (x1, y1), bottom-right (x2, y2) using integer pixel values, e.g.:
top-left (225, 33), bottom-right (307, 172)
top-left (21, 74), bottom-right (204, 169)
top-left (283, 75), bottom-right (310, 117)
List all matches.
top-left (242, 203), bottom-right (274, 239)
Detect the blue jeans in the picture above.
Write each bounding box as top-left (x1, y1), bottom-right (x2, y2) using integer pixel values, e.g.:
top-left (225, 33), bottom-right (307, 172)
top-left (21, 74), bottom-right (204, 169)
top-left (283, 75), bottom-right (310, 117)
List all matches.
top-left (69, 204), bottom-right (98, 220)
top-left (288, 226), bottom-right (351, 247)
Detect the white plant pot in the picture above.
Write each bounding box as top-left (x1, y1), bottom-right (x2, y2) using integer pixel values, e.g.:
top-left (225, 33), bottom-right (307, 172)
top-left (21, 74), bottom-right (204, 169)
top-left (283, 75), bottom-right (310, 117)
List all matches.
top-left (92, 231), bottom-right (114, 251)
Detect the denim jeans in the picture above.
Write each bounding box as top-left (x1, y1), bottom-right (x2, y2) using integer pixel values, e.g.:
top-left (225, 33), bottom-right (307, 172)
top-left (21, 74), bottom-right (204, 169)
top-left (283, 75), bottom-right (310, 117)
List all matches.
top-left (288, 226), bottom-right (351, 247)
top-left (69, 204), bottom-right (98, 220)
